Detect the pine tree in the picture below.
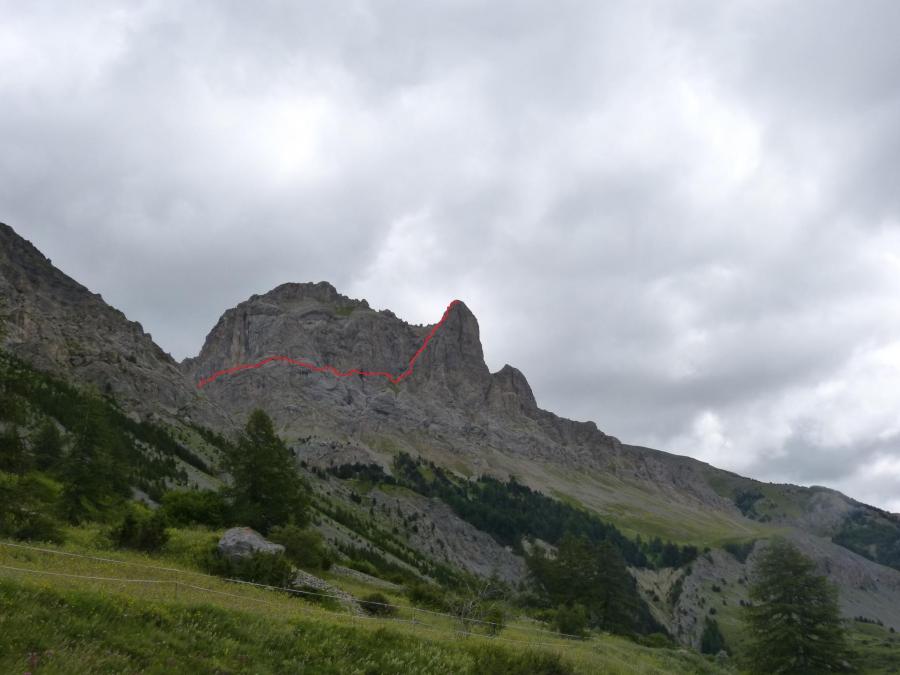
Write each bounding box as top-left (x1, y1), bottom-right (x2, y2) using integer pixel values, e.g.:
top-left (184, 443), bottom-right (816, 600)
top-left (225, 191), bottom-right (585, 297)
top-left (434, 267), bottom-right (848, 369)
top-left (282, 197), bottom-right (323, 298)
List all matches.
top-left (660, 542), bottom-right (681, 567)
top-left (33, 419), bottom-right (64, 472)
top-left (744, 539), bottom-right (852, 673)
top-left (227, 409), bottom-right (308, 534)
top-left (700, 616), bottom-right (726, 655)
top-left (527, 535), bottom-right (642, 635)
top-left (0, 423), bottom-right (30, 474)
top-left (593, 539), bottom-right (640, 633)
top-left (60, 398), bottom-right (129, 523)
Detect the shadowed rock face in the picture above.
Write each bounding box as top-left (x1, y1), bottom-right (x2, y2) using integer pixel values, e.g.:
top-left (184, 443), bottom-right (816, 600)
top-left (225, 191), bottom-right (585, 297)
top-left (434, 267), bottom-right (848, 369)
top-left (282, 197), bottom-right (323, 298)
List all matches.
top-left (0, 223), bottom-right (222, 425)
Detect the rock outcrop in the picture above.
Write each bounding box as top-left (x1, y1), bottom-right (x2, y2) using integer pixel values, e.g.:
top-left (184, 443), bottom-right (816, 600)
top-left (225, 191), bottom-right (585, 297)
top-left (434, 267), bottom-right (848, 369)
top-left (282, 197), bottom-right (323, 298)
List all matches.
top-left (217, 527), bottom-right (285, 561)
top-left (0, 223), bottom-right (225, 427)
top-left (215, 526), bottom-right (365, 614)
top-left (183, 281), bottom-right (747, 517)
top-left (185, 283), bottom-right (614, 459)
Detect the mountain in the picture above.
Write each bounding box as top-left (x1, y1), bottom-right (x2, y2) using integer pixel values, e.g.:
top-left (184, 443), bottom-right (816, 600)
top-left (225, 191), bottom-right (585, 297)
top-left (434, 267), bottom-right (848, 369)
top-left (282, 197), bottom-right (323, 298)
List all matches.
top-left (0, 223), bottom-right (226, 429)
top-left (3, 221), bottom-right (900, 651)
top-left (185, 282), bottom-right (735, 527)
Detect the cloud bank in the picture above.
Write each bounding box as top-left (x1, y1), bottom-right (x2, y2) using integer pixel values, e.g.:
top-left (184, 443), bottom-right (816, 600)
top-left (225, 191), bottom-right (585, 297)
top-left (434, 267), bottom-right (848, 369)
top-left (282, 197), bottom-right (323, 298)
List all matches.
top-left (2, 1), bottom-right (900, 510)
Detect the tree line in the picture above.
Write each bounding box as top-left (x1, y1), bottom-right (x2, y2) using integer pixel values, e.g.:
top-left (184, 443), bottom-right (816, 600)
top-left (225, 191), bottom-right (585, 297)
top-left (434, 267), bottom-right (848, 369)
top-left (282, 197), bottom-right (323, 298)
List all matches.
top-left (329, 455), bottom-right (699, 570)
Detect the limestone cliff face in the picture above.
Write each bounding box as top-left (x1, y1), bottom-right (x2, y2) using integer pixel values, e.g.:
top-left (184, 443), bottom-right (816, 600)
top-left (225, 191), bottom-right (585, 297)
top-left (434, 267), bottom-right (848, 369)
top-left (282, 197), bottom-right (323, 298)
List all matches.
top-left (0, 223), bottom-right (222, 424)
top-left (182, 281), bottom-right (630, 471)
top-left (487, 365), bottom-right (538, 415)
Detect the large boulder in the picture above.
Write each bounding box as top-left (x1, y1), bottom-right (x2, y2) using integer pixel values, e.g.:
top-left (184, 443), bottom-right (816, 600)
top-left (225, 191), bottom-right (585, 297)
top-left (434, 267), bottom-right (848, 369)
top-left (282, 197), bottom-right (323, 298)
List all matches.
top-left (217, 527), bottom-right (285, 561)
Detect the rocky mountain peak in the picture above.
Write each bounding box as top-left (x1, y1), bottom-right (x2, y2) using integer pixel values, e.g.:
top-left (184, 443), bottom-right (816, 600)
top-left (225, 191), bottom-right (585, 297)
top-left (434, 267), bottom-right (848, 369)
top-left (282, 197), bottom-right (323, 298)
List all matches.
top-left (489, 364), bottom-right (538, 412)
top-left (414, 300), bottom-right (488, 375)
top-left (252, 281), bottom-right (370, 312)
top-left (188, 288), bottom-right (491, 385)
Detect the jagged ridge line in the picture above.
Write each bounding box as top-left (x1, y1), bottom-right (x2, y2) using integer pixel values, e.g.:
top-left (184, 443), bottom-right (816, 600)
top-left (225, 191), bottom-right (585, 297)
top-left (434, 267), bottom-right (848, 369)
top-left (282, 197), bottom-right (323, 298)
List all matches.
top-left (196, 299), bottom-right (461, 388)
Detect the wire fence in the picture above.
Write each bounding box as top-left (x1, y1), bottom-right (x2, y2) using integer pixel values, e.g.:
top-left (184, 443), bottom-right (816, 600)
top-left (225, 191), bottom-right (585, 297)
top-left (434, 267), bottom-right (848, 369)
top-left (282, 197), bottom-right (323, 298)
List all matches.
top-left (0, 540), bottom-right (588, 647)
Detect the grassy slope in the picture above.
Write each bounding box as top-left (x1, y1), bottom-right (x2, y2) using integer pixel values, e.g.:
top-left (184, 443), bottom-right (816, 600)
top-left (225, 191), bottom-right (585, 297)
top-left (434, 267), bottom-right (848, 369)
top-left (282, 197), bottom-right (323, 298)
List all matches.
top-left (0, 581), bottom-right (557, 675)
top-left (532, 463), bottom-right (773, 548)
top-left (847, 622), bottom-right (900, 674)
top-left (361, 425), bottom-right (772, 549)
top-left (0, 533), bottom-right (728, 675)
top-left (10, 534), bottom-right (893, 674)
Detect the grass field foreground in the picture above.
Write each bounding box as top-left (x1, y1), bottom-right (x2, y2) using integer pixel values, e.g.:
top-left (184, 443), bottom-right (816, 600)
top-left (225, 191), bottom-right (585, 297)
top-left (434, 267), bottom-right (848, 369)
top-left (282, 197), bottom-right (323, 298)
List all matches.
top-left (0, 535), bottom-right (730, 674)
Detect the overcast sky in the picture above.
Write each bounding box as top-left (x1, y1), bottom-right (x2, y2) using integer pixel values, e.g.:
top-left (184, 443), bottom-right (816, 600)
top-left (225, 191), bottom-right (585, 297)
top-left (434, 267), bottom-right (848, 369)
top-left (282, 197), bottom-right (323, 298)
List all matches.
top-left (3, 1), bottom-right (900, 511)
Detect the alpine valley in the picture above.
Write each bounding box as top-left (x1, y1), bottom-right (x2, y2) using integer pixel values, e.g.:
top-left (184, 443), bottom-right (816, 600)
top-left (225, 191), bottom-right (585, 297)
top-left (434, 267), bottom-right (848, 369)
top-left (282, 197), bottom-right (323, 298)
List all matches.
top-left (2, 221), bottom-right (899, 673)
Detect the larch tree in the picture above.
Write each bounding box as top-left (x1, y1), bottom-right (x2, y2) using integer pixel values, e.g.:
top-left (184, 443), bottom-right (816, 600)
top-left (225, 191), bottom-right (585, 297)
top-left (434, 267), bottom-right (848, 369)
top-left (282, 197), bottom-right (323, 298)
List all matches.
top-left (743, 538), bottom-right (852, 674)
top-left (227, 409), bottom-right (309, 534)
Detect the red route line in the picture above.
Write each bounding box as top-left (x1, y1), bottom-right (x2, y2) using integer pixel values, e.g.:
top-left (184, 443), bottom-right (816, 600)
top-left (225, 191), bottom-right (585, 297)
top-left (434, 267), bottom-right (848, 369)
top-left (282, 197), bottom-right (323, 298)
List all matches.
top-left (196, 299), bottom-right (461, 389)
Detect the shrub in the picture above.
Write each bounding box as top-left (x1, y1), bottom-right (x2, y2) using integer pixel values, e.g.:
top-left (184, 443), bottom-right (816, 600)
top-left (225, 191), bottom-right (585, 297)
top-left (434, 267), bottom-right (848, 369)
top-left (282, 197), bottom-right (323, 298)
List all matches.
top-left (734, 490), bottom-right (764, 517)
top-left (0, 471), bottom-right (65, 543)
top-left (723, 540), bottom-right (755, 563)
top-left (470, 645), bottom-right (574, 674)
top-left (13, 511), bottom-right (64, 543)
top-left (206, 548), bottom-right (295, 588)
top-left (406, 581), bottom-right (448, 611)
top-left (360, 592), bottom-right (398, 617)
top-left (348, 559), bottom-right (378, 577)
top-left (700, 617), bottom-right (726, 654)
top-left (554, 604), bottom-right (588, 638)
top-left (111, 506), bottom-right (169, 552)
top-left (268, 524), bottom-right (332, 570)
top-left (632, 632), bottom-right (677, 649)
top-left (160, 489), bottom-right (227, 528)
top-left (447, 591), bottom-right (492, 634)
top-left (667, 575), bottom-right (685, 606)
top-left (291, 584), bottom-right (343, 611)
top-left (484, 604), bottom-right (506, 636)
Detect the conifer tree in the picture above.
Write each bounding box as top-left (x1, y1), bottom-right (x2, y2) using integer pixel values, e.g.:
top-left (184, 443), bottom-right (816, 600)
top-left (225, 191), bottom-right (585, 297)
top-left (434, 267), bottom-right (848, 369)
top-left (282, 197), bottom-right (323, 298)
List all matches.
top-left (227, 409), bottom-right (308, 533)
top-left (0, 352), bottom-right (29, 473)
top-left (33, 419), bottom-right (64, 472)
top-left (0, 423), bottom-right (30, 474)
top-left (700, 616), bottom-right (726, 655)
top-left (593, 540), bottom-right (640, 633)
top-left (527, 535), bottom-right (642, 635)
top-left (744, 539), bottom-right (851, 674)
top-left (60, 398), bottom-right (129, 523)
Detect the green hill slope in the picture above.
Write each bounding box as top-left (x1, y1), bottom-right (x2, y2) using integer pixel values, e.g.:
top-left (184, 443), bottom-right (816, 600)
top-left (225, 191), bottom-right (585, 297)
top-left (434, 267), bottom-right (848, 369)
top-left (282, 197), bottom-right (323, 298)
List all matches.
top-left (0, 536), bottom-right (728, 675)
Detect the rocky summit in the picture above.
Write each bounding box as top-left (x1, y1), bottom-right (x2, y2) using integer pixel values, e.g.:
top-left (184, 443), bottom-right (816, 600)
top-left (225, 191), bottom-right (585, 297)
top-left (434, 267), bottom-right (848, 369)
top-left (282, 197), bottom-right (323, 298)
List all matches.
top-left (183, 280), bottom-right (619, 463)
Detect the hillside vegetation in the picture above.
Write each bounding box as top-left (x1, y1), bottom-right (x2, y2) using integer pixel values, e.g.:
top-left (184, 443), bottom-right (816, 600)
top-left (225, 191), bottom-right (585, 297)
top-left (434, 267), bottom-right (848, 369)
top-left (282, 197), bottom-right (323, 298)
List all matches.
top-left (0, 348), bottom-right (733, 672)
top-left (0, 534), bottom-right (728, 675)
top-left (2, 341), bottom-right (899, 672)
